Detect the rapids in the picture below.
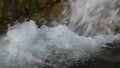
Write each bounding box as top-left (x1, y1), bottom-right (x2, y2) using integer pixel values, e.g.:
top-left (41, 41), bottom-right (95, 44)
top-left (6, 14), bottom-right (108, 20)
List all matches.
top-left (0, 0), bottom-right (120, 68)
top-left (0, 20), bottom-right (119, 68)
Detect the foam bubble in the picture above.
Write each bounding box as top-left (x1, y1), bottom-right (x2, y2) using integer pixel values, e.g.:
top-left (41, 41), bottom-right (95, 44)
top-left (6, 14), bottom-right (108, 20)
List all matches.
top-left (0, 20), bottom-right (118, 68)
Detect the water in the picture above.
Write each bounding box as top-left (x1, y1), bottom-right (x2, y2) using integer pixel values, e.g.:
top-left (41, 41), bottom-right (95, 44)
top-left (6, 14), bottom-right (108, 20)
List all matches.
top-left (0, 0), bottom-right (120, 68)
top-left (0, 20), bottom-right (119, 68)
top-left (62, 0), bottom-right (120, 36)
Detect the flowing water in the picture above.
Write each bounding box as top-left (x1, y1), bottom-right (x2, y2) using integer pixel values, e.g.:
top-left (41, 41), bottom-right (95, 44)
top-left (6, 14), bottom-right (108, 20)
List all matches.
top-left (0, 0), bottom-right (120, 68)
top-left (62, 0), bottom-right (120, 36)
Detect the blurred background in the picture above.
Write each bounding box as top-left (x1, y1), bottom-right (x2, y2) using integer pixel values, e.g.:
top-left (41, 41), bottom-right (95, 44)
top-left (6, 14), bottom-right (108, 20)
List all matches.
top-left (0, 0), bottom-right (67, 33)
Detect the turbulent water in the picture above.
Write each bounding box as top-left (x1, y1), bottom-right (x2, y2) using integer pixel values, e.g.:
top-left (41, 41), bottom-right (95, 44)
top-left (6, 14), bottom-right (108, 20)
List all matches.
top-left (0, 0), bottom-right (120, 68)
top-left (0, 20), bottom-right (119, 68)
top-left (62, 0), bottom-right (120, 36)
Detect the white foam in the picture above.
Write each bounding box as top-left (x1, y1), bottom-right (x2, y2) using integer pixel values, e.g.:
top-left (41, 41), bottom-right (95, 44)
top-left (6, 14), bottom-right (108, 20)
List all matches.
top-left (0, 0), bottom-right (120, 68)
top-left (0, 20), bottom-right (117, 68)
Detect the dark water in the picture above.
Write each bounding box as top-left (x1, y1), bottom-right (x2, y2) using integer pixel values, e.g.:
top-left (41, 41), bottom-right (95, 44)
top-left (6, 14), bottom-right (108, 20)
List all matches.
top-left (69, 59), bottom-right (120, 68)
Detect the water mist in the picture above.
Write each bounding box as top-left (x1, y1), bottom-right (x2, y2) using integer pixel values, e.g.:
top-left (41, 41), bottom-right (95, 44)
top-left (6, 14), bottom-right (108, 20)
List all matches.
top-left (0, 0), bottom-right (120, 68)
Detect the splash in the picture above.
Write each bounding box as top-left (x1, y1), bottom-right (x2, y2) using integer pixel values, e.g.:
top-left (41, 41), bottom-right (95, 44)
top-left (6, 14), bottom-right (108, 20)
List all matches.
top-left (62, 0), bottom-right (120, 36)
top-left (0, 0), bottom-right (120, 68)
top-left (0, 20), bottom-right (119, 68)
